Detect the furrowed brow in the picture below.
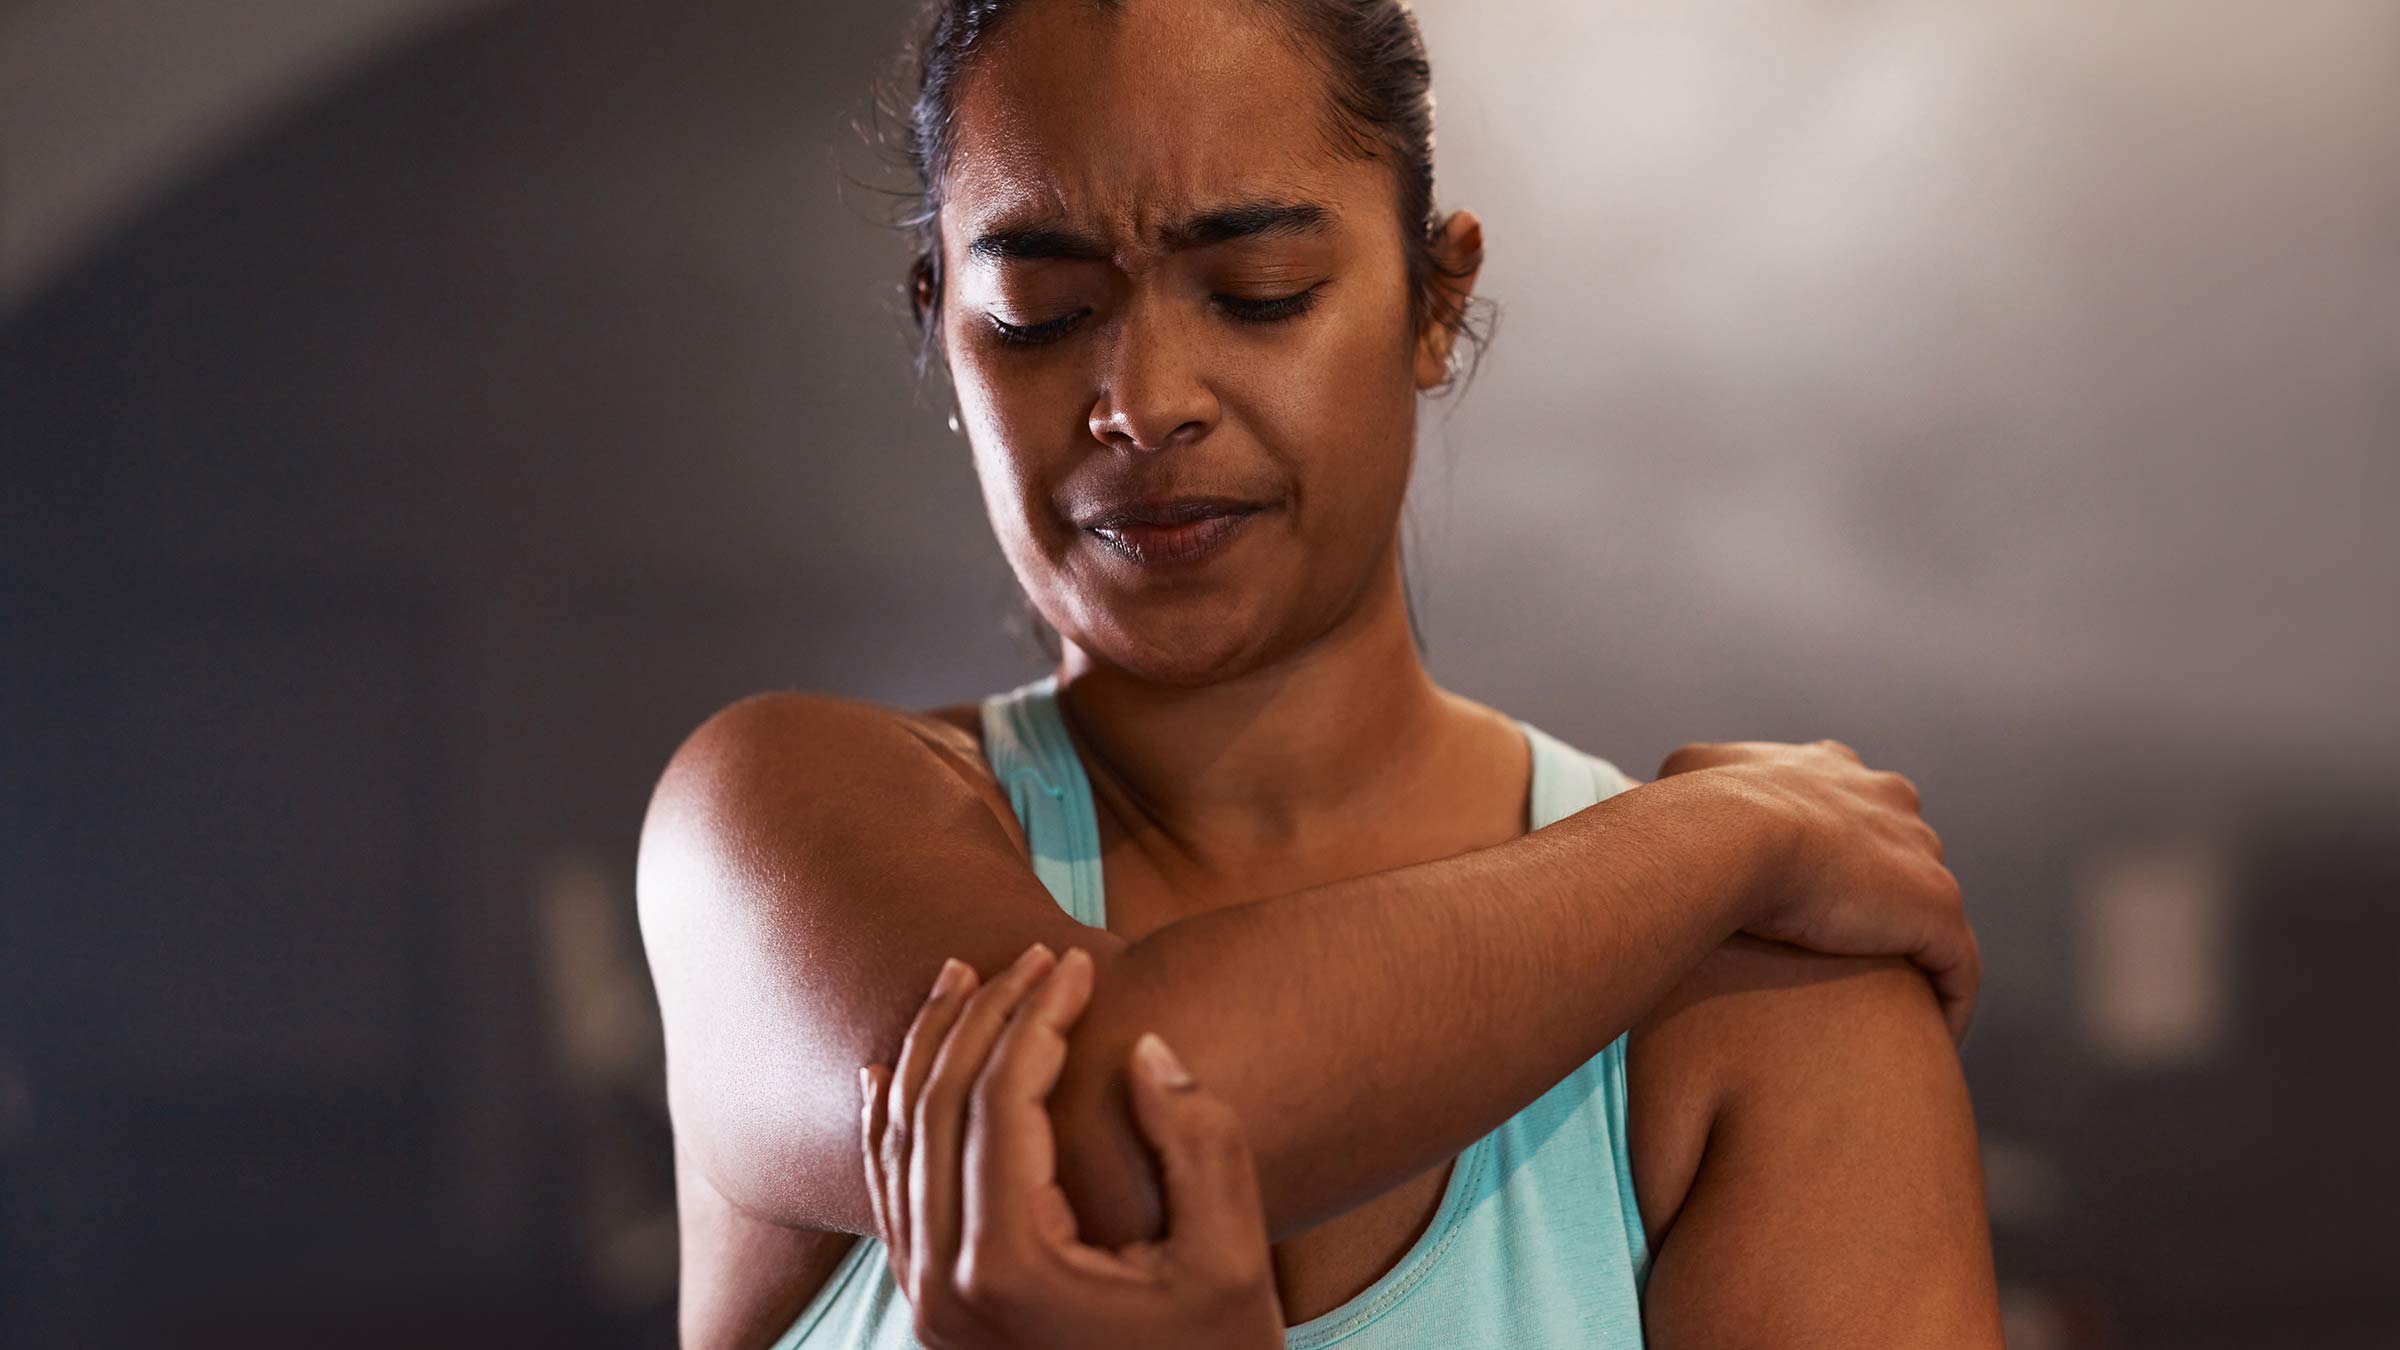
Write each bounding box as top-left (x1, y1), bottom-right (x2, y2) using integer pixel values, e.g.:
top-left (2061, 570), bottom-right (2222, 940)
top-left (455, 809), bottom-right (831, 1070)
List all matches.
top-left (966, 226), bottom-right (1109, 263)
top-left (963, 200), bottom-right (1335, 263)
top-left (1166, 200), bottom-right (1334, 250)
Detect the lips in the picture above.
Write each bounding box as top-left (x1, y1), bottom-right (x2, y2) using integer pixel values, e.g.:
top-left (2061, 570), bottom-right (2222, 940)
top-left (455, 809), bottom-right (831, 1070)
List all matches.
top-left (1075, 496), bottom-right (1269, 567)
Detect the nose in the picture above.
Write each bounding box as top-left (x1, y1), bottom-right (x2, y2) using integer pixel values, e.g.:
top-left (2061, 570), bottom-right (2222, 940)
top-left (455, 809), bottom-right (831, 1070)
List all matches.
top-left (1087, 295), bottom-right (1220, 452)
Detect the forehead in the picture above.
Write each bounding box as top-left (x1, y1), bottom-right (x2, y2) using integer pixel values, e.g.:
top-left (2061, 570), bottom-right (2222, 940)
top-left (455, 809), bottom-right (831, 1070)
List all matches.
top-left (943, 0), bottom-right (1381, 246)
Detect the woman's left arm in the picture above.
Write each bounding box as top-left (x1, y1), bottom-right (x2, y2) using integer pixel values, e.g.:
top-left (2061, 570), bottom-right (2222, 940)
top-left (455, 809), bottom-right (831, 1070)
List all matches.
top-left (1630, 936), bottom-right (2005, 1349)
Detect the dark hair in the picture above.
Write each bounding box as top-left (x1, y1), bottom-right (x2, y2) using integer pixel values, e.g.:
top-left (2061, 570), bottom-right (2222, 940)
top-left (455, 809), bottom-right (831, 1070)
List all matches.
top-left (879, 0), bottom-right (1492, 390)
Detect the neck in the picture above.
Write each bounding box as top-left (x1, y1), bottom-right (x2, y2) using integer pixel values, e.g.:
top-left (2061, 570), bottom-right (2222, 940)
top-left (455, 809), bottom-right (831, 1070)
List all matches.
top-left (1051, 550), bottom-right (1466, 861)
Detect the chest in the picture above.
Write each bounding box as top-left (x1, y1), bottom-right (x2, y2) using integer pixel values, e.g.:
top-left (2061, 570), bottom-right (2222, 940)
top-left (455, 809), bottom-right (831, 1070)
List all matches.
top-left (1267, 1159), bottom-right (1458, 1324)
top-left (1079, 728), bottom-right (1539, 1326)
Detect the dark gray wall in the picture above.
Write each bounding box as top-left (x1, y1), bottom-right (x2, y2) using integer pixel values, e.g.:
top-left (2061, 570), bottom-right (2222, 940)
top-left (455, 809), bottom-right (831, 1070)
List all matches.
top-left (5, 1), bottom-right (2396, 1346)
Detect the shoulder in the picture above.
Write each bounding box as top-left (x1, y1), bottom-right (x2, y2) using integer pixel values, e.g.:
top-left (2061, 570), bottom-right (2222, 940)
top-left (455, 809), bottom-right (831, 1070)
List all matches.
top-left (650, 689), bottom-right (996, 806)
top-left (633, 689), bottom-right (1084, 1232)
top-left (636, 690), bottom-right (1024, 915)
top-left (1449, 693), bottom-right (1645, 810)
top-left (1627, 939), bottom-right (2000, 1342)
top-left (663, 689), bottom-right (988, 777)
top-left (1642, 935), bottom-right (1945, 1064)
top-left (1627, 936), bottom-right (1960, 1246)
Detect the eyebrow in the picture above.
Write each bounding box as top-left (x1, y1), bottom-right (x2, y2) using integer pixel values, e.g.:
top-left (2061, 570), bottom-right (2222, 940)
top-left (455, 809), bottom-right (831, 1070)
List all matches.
top-left (966, 199), bottom-right (1335, 263)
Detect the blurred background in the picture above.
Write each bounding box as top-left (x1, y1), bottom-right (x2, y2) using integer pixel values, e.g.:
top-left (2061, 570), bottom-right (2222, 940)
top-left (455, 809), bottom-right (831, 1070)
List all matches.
top-left (5, 0), bottom-right (2395, 1345)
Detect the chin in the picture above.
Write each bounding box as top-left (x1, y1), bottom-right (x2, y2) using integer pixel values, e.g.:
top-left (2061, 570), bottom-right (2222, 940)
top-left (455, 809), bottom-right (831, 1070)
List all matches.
top-left (1070, 600), bottom-right (1295, 689)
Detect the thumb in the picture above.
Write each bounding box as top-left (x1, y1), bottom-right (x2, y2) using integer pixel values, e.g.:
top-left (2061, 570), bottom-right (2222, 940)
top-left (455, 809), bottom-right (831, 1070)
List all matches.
top-left (1125, 1032), bottom-right (1271, 1266)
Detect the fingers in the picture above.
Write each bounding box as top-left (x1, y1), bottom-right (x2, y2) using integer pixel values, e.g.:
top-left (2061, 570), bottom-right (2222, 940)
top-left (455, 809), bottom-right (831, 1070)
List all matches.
top-left (1656, 741), bottom-right (1727, 777)
top-left (1931, 922), bottom-right (1983, 1046)
top-left (860, 1063), bottom-right (893, 1242)
top-left (1124, 1032), bottom-right (1272, 1273)
top-left (1816, 737), bottom-right (1863, 764)
top-left (1660, 737), bottom-right (1870, 778)
top-left (962, 946), bottom-right (1096, 1264)
top-left (882, 956), bottom-right (979, 1290)
top-left (909, 942), bottom-right (1059, 1288)
top-left (1904, 862), bottom-right (1979, 1045)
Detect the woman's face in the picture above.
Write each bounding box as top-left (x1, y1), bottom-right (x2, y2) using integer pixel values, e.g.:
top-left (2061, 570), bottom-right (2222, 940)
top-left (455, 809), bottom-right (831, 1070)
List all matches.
top-left (936, 0), bottom-right (1466, 686)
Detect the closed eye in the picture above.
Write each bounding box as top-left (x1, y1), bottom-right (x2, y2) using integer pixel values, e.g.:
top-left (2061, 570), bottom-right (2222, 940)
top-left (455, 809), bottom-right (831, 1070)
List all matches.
top-left (988, 308), bottom-right (1090, 347)
top-left (1216, 283), bottom-right (1325, 323)
top-left (987, 283), bottom-right (1326, 346)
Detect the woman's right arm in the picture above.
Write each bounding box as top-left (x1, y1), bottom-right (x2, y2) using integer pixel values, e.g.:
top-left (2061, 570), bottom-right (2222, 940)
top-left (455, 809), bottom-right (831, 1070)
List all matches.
top-left (636, 692), bottom-right (1969, 1249)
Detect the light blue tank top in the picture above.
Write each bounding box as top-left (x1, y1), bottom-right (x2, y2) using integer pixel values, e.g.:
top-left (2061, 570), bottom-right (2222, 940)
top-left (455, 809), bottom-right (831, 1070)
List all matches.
top-left (774, 675), bottom-right (1651, 1348)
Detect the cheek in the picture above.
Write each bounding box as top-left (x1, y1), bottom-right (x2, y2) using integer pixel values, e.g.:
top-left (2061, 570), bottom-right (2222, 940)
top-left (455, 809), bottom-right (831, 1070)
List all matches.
top-left (948, 304), bottom-right (1089, 444)
top-left (952, 358), bottom-right (1082, 573)
top-left (962, 412), bottom-right (1051, 551)
top-left (1235, 299), bottom-right (1421, 535)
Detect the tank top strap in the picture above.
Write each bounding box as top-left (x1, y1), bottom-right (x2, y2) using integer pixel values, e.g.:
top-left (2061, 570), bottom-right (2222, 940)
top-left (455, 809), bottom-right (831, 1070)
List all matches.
top-left (1518, 719), bottom-right (1638, 827)
top-left (978, 674), bottom-right (1107, 926)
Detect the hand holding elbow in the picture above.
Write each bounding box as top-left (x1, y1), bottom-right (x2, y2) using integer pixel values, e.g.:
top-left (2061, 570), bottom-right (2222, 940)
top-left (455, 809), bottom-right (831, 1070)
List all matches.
top-left (1046, 1029), bottom-right (1171, 1249)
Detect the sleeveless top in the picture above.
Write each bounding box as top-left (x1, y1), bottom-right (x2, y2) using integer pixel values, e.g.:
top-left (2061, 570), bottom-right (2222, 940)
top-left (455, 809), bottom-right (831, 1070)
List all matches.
top-left (773, 675), bottom-right (1652, 1348)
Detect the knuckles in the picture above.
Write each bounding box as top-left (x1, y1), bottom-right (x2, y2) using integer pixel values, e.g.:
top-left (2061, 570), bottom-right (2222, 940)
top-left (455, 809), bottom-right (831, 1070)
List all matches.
top-left (966, 1058), bottom-right (1012, 1119)
top-left (900, 1244), bottom-right (1039, 1347)
top-left (1180, 1088), bottom-right (1239, 1135)
top-left (909, 1302), bottom-right (975, 1350)
top-left (919, 1074), bottom-right (972, 1130)
top-left (1658, 742), bottom-right (1719, 775)
top-left (1172, 1091), bottom-right (1252, 1169)
top-left (909, 1267), bottom-right (997, 1348)
top-left (952, 1241), bottom-right (1037, 1312)
top-left (1179, 1250), bottom-right (1273, 1319)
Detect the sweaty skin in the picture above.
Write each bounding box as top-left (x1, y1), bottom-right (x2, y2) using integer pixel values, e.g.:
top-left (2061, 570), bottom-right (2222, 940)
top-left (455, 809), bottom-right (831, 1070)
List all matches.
top-left (638, 0), bottom-right (1997, 1346)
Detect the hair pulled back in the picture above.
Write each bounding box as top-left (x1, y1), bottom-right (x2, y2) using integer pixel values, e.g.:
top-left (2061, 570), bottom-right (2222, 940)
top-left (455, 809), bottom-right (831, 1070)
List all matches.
top-left (880, 0), bottom-right (1490, 386)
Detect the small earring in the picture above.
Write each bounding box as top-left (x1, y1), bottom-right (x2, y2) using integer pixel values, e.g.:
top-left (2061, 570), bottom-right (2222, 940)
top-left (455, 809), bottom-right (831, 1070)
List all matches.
top-left (947, 408), bottom-right (962, 435)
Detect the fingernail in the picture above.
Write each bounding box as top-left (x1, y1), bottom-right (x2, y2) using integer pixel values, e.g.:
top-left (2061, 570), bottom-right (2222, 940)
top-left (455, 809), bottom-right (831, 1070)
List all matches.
top-left (858, 1065), bottom-right (873, 1108)
top-left (1012, 942), bottom-right (1056, 975)
top-left (930, 957), bottom-right (970, 1000)
top-left (1134, 1032), bottom-right (1193, 1088)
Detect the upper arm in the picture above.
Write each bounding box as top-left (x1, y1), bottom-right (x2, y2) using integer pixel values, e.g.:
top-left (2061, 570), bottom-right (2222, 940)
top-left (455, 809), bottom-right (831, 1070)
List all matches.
top-left (1630, 938), bottom-right (2003, 1350)
top-left (635, 691), bottom-right (1127, 1234)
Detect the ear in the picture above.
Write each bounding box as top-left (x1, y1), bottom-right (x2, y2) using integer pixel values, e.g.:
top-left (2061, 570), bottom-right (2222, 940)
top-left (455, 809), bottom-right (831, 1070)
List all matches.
top-left (910, 254), bottom-right (940, 328)
top-left (1413, 208), bottom-right (1485, 392)
top-left (910, 252), bottom-right (957, 377)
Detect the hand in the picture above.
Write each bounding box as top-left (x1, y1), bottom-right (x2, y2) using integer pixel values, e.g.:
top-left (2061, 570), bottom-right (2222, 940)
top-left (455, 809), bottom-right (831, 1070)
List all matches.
top-left (1657, 739), bottom-right (1980, 1043)
top-left (860, 941), bottom-right (1287, 1350)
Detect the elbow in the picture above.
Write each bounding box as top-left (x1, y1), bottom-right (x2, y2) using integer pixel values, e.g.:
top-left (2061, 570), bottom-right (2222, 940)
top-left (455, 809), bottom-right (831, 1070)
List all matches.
top-left (1049, 1077), bottom-right (1169, 1249)
top-left (1044, 972), bottom-right (1172, 1249)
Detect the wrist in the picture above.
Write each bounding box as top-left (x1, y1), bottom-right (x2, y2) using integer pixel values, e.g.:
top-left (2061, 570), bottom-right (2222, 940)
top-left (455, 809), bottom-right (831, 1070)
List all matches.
top-left (1722, 764), bottom-right (1809, 928)
top-left (1637, 764), bottom-right (1804, 931)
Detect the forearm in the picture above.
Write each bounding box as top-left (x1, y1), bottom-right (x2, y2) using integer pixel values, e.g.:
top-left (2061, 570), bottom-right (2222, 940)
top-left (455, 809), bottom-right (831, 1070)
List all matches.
top-left (1050, 770), bottom-right (1788, 1247)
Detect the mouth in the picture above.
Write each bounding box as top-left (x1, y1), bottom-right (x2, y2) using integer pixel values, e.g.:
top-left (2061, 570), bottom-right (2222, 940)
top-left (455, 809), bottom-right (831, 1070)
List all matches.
top-left (1074, 496), bottom-right (1271, 567)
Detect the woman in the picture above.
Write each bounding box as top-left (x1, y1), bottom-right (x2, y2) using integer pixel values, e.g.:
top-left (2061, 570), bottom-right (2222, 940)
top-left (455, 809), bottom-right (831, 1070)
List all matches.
top-left (636, 0), bottom-right (2000, 1346)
